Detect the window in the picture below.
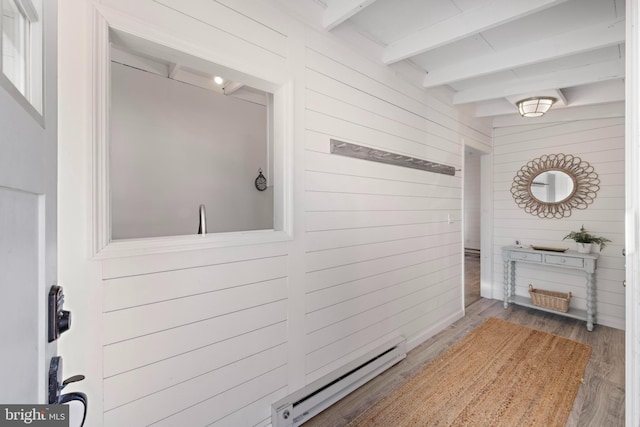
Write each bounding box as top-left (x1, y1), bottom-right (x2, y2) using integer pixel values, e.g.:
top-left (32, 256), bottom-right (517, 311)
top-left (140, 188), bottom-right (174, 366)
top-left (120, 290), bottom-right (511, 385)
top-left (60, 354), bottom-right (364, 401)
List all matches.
top-left (109, 55), bottom-right (275, 239)
top-left (107, 35), bottom-right (286, 243)
top-left (2, 0), bottom-right (27, 93)
top-left (92, 24), bottom-right (293, 256)
top-left (0, 0), bottom-right (42, 115)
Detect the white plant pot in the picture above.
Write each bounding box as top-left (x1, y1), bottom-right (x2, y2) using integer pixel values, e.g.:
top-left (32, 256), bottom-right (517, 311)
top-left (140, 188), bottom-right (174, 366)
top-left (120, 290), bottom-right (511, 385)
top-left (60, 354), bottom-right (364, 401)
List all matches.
top-left (577, 243), bottom-right (593, 253)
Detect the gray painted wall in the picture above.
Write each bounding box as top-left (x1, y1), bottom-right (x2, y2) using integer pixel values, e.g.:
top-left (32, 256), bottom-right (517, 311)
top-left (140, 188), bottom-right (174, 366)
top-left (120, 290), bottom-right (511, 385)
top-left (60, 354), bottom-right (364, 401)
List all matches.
top-left (110, 62), bottom-right (273, 239)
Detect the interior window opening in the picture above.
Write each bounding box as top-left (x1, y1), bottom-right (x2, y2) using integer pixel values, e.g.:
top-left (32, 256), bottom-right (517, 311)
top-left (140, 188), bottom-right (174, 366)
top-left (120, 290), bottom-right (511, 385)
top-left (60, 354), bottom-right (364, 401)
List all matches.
top-left (108, 33), bottom-right (275, 241)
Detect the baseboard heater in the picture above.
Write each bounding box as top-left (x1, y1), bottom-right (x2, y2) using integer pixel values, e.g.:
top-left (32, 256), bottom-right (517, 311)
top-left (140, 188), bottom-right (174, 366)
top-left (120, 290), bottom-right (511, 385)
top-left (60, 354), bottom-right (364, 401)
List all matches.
top-left (271, 336), bottom-right (406, 427)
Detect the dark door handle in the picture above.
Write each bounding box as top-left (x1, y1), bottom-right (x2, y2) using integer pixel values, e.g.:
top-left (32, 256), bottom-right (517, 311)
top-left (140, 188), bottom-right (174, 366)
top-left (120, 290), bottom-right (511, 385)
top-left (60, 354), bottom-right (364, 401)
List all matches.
top-left (58, 392), bottom-right (87, 427)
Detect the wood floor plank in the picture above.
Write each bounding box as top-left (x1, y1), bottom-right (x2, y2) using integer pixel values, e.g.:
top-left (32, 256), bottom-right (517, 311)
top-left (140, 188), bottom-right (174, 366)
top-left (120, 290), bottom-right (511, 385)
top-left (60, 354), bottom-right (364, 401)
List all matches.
top-left (464, 252), bottom-right (481, 307)
top-left (303, 298), bottom-right (625, 426)
top-left (574, 374), bottom-right (625, 427)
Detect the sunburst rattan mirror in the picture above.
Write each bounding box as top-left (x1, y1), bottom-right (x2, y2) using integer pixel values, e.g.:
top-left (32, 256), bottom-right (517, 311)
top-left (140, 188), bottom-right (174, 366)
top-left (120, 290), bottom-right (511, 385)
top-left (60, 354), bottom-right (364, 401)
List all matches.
top-left (510, 154), bottom-right (600, 219)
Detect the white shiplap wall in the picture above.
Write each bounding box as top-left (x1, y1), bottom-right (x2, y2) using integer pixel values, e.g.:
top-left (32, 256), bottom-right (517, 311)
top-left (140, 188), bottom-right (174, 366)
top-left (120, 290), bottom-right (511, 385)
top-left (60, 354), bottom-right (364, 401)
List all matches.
top-left (66, 1), bottom-right (491, 426)
top-left (96, 1), bottom-right (294, 426)
top-left (464, 151), bottom-right (481, 250)
top-left (302, 30), bottom-right (491, 383)
top-left (492, 116), bottom-right (625, 330)
top-left (101, 245), bottom-right (290, 426)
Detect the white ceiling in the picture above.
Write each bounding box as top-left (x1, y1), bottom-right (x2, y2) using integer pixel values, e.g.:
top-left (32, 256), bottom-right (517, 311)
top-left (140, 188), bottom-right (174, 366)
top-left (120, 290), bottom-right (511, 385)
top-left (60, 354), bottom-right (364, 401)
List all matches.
top-left (319, 0), bottom-right (625, 118)
top-left (109, 29), bottom-right (271, 106)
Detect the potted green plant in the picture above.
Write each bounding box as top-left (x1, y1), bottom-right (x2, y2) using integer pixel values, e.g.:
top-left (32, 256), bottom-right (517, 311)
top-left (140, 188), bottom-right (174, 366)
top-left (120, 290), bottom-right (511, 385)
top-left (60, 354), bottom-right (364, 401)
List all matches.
top-left (563, 225), bottom-right (611, 253)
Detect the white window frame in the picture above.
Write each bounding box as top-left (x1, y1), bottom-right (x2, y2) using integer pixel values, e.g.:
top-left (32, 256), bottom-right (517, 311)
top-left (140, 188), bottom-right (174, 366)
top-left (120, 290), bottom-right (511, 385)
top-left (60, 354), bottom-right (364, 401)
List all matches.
top-left (2, 0), bottom-right (28, 93)
top-left (90, 6), bottom-right (294, 258)
top-left (0, 0), bottom-right (43, 125)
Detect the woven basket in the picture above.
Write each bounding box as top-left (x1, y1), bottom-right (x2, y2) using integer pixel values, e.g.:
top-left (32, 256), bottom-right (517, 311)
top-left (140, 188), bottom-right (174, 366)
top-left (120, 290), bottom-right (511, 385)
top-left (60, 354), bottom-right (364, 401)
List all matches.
top-left (528, 284), bottom-right (571, 313)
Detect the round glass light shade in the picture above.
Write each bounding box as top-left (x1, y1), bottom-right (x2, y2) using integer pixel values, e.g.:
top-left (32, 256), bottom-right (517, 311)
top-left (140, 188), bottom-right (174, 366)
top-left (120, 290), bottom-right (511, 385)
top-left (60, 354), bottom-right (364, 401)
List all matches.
top-left (517, 97), bottom-right (557, 117)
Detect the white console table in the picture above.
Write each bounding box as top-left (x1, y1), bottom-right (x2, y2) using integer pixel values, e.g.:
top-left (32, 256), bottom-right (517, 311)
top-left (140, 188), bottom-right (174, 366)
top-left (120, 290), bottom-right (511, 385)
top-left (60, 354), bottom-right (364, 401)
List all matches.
top-left (502, 246), bottom-right (599, 331)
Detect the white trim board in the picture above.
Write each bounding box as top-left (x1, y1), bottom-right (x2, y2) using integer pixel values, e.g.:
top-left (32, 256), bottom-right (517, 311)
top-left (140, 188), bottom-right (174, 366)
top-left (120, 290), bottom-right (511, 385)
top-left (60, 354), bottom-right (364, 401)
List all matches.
top-left (625, 0), bottom-right (640, 425)
top-left (89, 5), bottom-right (295, 258)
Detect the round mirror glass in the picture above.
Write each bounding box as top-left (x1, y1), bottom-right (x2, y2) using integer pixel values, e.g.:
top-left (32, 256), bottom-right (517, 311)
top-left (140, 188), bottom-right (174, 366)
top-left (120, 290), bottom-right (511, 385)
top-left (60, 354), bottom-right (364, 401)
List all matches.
top-left (529, 170), bottom-right (575, 203)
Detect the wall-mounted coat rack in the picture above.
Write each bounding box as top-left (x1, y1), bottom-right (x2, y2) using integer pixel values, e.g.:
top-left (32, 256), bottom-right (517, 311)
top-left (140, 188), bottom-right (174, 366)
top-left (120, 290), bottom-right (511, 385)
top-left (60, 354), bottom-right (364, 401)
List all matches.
top-left (329, 139), bottom-right (456, 176)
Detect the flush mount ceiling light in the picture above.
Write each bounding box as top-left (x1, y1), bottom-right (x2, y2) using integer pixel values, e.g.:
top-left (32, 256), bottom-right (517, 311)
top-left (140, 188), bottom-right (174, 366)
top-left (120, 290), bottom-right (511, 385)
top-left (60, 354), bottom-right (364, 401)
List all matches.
top-left (213, 76), bottom-right (224, 85)
top-left (516, 97), bottom-right (557, 118)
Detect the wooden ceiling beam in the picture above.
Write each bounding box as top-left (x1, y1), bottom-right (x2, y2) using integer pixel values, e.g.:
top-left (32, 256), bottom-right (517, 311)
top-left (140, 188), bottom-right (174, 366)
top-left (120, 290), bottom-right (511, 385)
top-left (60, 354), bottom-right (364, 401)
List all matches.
top-left (423, 18), bottom-right (625, 87)
top-left (491, 101), bottom-right (624, 125)
top-left (168, 63), bottom-right (181, 79)
top-left (383, 0), bottom-right (568, 65)
top-left (452, 59), bottom-right (625, 104)
top-left (475, 84), bottom-right (624, 117)
top-left (323, 0), bottom-right (378, 31)
top-left (422, 17), bottom-right (625, 88)
top-left (223, 81), bottom-right (244, 95)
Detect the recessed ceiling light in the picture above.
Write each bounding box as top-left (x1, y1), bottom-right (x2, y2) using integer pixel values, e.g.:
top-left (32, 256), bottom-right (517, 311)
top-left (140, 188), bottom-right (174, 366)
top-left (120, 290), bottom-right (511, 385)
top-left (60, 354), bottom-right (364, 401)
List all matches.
top-left (214, 76), bottom-right (224, 85)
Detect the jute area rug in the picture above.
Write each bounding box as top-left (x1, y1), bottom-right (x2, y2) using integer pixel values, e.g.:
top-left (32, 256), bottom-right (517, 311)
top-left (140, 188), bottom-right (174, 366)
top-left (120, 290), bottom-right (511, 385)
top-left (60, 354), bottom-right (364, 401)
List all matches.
top-left (348, 317), bottom-right (591, 427)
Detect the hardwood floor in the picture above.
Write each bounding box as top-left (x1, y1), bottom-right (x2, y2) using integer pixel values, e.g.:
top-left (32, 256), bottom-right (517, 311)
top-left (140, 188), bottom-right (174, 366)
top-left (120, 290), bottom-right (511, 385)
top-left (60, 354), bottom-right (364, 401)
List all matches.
top-left (464, 251), bottom-right (481, 307)
top-left (304, 299), bottom-right (625, 427)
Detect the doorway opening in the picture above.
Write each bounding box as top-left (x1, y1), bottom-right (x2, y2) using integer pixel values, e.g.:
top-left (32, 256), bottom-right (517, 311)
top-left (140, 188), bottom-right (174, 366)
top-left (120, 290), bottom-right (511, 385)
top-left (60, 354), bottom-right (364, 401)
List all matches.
top-left (464, 147), bottom-right (482, 307)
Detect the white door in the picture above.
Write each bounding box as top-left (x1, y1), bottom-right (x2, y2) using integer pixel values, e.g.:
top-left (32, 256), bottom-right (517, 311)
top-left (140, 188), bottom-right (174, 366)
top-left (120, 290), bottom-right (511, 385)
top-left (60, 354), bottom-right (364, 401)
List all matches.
top-left (0, 0), bottom-right (57, 404)
top-left (627, 1), bottom-right (640, 425)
